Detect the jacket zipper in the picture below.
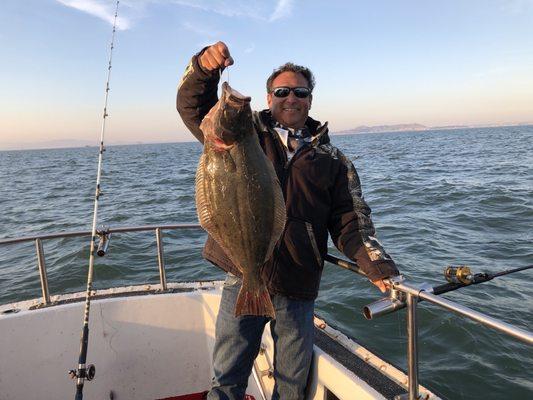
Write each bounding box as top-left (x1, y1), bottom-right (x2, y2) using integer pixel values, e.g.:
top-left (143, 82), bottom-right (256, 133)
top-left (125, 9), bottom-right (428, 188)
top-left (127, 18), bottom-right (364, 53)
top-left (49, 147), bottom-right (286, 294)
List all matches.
top-left (267, 127), bottom-right (315, 281)
top-left (269, 126), bottom-right (315, 213)
top-left (267, 129), bottom-right (301, 281)
top-left (305, 222), bottom-right (322, 267)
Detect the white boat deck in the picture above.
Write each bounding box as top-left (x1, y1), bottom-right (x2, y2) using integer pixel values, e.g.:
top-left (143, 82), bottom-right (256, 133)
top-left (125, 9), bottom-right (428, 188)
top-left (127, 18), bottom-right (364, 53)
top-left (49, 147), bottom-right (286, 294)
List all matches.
top-left (0, 281), bottom-right (439, 400)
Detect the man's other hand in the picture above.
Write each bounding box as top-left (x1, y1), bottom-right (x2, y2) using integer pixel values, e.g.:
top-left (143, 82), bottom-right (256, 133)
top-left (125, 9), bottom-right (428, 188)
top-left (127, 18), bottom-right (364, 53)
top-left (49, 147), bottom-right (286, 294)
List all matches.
top-left (200, 41), bottom-right (234, 71)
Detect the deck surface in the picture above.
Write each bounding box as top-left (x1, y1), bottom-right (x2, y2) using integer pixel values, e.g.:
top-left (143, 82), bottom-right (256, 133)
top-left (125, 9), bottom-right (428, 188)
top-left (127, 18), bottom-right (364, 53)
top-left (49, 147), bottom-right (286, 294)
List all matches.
top-left (314, 328), bottom-right (407, 399)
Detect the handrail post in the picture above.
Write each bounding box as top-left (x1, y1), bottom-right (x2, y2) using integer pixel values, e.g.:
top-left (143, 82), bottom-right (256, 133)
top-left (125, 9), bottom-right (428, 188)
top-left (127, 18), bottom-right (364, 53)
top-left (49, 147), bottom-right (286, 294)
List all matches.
top-left (407, 292), bottom-right (419, 400)
top-left (35, 238), bottom-right (51, 304)
top-left (155, 228), bottom-right (167, 290)
top-left (395, 291), bottom-right (420, 400)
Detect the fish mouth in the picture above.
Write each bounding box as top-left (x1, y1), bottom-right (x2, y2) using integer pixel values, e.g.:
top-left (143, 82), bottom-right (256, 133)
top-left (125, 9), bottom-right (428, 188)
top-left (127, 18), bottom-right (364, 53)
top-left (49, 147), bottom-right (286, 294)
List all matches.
top-left (210, 82), bottom-right (252, 147)
top-left (222, 82), bottom-right (251, 105)
top-left (212, 137), bottom-right (234, 151)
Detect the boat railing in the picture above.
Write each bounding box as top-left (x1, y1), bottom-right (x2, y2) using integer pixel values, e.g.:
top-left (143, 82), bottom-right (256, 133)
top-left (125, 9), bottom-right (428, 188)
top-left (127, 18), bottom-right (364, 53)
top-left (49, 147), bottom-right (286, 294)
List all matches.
top-left (1, 224), bottom-right (532, 400)
top-left (0, 224), bottom-right (203, 304)
top-left (329, 254), bottom-right (533, 400)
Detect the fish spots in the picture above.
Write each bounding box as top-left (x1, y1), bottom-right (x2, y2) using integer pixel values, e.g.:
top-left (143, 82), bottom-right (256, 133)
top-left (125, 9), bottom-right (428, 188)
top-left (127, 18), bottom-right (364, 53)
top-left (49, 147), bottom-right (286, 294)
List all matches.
top-left (222, 152), bottom-right (237, 173)
top-left (196, 82), bottom-right (284, 317)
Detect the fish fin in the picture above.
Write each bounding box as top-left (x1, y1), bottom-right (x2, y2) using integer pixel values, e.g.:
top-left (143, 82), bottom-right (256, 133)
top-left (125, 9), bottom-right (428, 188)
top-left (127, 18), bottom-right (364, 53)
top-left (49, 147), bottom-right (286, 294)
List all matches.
top-left (235, 281), bottom-right (275, 318)
top-left (265, 176), bottom-right (287, 260)
top-left (196, 154), bottom-right (215, 230)
top-left (196, 155), bottom-right (225, 247)
top-left (195, 153), bottom-right (234, 260)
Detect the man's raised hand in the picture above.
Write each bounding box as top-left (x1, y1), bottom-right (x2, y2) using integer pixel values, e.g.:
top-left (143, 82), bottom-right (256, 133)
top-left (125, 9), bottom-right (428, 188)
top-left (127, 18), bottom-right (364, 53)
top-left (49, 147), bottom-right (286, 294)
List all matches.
top-left (199, 41), bottom-right (234, 71)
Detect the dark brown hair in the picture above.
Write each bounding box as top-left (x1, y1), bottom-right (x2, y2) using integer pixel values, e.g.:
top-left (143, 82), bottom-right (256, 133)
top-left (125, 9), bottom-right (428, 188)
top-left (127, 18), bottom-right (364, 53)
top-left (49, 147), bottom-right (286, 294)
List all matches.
top-left (266, 62), bottom-right (316, 93)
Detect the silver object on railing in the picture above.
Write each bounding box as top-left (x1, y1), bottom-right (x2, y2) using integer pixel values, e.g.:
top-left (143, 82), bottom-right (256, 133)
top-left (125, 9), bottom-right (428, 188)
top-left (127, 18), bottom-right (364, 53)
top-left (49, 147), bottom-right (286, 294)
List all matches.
top-left (96, 229), bottom-right (110, 257)
top-left (35, 238), bottom-right (51, 305)
top-left (363, 275), bottom-right (406, 319)
top-left (156, 228), bottom-right (167, 290)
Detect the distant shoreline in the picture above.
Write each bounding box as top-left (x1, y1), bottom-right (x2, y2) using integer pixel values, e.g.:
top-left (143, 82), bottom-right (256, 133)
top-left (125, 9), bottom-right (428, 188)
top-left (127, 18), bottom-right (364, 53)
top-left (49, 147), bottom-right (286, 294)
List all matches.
top-left (2, 123), bottom-right (532, 152)
top-left (332, 122), bottom-right (533, 136)
top-left (0, 140), bottom-right (199, 152)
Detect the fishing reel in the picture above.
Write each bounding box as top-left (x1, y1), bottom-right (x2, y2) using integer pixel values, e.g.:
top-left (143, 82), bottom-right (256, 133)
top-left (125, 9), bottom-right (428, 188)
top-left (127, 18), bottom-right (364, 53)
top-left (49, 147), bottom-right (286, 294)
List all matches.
top-left (68, 364), bottom-right (95, 381)
top-left (444, 265), bottom-right (473, 284)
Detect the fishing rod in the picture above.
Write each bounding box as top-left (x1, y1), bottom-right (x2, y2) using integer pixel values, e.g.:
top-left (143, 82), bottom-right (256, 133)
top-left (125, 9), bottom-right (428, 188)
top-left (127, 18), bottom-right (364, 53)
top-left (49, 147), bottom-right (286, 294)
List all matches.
top-left (324, 253), bottom-right (366, 276)
top-left (324, 254), bottom-right (533, 319)
top-left (68, 2), bottom-right (120, 399)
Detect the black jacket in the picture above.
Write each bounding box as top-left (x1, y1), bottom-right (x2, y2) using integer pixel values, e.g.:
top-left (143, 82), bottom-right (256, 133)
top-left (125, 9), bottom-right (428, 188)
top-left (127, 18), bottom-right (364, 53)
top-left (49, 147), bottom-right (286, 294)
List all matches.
top-left (177, 53), bottom-right (399, 299)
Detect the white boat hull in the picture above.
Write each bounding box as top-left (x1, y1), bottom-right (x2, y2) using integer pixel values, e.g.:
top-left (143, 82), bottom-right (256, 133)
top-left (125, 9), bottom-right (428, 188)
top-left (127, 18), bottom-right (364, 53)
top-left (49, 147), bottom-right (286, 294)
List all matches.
top-left (0, 282), bottom-right (438, 400)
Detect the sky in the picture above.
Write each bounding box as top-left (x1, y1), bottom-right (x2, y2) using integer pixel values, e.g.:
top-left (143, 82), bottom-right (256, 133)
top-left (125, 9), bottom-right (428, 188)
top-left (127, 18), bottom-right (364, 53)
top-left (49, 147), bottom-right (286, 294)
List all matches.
top-left (0, 0), bottom-right (532, 149)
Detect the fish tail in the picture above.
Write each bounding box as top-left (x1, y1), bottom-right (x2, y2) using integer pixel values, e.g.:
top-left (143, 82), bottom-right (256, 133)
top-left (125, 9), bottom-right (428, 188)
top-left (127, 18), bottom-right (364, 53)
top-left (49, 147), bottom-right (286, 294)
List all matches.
top-left (235, 281), bottom-right (275, 318)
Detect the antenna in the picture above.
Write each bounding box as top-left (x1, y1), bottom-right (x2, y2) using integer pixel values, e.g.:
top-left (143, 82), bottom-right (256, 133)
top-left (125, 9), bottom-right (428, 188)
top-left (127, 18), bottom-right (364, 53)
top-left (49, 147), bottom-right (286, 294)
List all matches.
top-left (69, 1), bottom-right (120, 399)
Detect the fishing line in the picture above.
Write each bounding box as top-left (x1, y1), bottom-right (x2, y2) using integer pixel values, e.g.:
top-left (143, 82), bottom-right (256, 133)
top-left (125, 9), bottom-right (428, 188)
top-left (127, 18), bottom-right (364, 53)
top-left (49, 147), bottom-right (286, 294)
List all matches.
top-left (70, 1), bottom-right (120, 399)
top-left (219, 65), bottom-right (230, 85)
top-left (397, 306), bottom-right (403, 338)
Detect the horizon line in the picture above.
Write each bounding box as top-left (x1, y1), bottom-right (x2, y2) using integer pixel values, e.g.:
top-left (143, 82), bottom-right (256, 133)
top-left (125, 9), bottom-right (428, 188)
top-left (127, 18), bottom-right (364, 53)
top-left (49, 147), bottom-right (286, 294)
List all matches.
top-left (2, 122), bottom-right (532, 152)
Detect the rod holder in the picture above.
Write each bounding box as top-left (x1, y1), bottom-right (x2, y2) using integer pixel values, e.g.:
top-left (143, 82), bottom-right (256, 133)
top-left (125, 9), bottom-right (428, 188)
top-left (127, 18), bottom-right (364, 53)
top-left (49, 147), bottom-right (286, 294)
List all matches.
top-left (363, 275), bottom-right (406, 319)
top-left (156, 228), bottom-right (167, 290)
top-left (35, 238), bottom-right (51, 305)
top-left (96, 231), bottom-right (110, 257)
top-left (363, 295), bottom-right (406, 320)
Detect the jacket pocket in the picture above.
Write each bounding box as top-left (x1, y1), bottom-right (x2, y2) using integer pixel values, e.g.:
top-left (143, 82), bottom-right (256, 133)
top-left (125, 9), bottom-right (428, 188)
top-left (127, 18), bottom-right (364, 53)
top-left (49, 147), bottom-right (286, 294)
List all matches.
top-left (268, 218), bottom-right (324, 297)
top-left (305, 221), bottom-right (322, 267)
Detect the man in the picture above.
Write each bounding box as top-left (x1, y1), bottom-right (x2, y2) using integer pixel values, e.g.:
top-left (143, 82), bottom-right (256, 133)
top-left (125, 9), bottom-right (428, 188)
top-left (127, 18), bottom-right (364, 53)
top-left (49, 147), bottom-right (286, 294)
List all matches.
top-left (177, 41), bottom-right (399, 400)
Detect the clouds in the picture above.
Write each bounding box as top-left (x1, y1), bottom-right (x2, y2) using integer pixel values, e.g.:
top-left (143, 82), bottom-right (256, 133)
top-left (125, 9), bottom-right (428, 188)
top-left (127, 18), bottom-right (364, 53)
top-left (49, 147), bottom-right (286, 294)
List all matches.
top-left (55, 0), bottom-right (131, 30)
top-left (181, 21), bottom-right (221, 38)
top-left (171, 0), bottom-right (294, 21)
top-left (499, 0), bottom-right (533, 14)
top-left (244, 43), bottom-right (256, 54)
top-left (56, 0), bottom-right (294, 30)
top-left (270, 0), bottom-right (293, 22)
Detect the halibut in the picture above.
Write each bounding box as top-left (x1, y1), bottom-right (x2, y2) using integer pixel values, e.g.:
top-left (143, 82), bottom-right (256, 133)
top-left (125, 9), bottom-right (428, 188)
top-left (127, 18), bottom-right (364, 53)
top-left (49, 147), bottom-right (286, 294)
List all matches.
top-left (195, 82), bottom-right (286, 318)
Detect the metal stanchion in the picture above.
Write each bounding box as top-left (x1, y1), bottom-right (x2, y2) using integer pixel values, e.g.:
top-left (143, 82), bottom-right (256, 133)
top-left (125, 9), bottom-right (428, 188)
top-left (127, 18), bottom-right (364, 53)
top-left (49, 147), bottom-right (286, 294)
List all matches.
top-left (155, 228), bottom-right (167, 290)
top-left (35, 238), bottom-right (51, 304)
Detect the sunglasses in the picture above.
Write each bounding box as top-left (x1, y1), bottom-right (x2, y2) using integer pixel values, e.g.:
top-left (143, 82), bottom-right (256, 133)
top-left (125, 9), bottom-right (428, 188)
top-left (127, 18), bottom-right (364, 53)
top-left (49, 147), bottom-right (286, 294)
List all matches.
top-left (271, 86), bottom-right (311, 98)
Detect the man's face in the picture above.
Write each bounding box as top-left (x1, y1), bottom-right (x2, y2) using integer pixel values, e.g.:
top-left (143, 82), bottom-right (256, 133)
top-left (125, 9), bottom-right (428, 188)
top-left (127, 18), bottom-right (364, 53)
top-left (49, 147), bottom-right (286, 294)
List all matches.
top-left (267, 71), bottom-right (312, 129)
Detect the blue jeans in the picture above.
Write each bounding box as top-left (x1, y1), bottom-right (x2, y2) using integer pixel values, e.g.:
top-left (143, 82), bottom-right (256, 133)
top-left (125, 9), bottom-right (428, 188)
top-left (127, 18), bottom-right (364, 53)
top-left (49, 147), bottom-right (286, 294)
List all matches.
top-left (207, 273), bottom-right (315, 400)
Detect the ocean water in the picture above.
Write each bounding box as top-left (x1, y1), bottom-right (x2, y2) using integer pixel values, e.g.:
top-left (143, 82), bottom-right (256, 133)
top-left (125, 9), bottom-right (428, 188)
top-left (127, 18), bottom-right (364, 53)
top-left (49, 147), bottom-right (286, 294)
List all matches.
top-left (0, 126), bottom-right (532, 399)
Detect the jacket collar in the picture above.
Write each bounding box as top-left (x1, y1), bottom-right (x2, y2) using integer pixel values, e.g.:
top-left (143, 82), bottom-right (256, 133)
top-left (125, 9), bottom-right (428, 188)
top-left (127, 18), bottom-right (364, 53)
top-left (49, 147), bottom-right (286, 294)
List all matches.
top-left (255, 110), bottom-right (330, 146)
